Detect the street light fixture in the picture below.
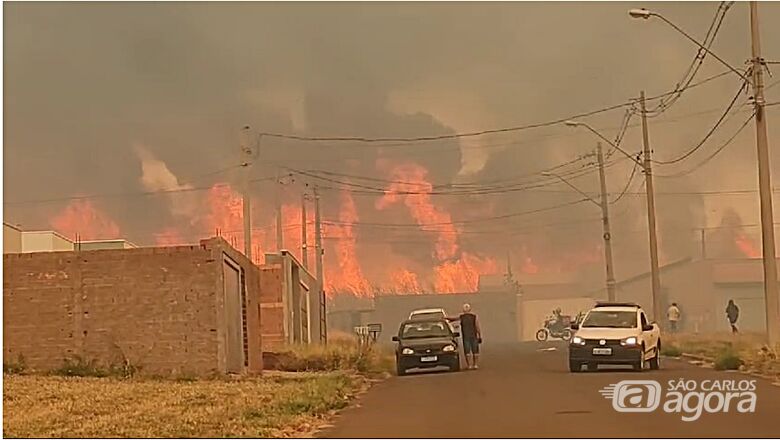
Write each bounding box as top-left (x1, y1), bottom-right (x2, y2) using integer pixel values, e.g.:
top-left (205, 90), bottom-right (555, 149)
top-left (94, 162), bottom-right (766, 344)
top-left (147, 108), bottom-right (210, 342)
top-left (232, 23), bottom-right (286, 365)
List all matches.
top-left (630, 1), bottom-right (779, 345)
top-left (628, 8), bottom-right (652, 19)
top-left (627, 7), bottom-right (749, 83)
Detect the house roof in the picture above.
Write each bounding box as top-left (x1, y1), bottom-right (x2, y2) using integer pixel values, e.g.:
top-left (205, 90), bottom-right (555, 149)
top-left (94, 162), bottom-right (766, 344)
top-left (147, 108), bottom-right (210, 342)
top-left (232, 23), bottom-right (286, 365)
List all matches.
top-left (21, 230), bottom-right (74, 242)
top-left (614, 257), bottom-right (695, 287)
top-left (3, 222), bottom-right (22, 232)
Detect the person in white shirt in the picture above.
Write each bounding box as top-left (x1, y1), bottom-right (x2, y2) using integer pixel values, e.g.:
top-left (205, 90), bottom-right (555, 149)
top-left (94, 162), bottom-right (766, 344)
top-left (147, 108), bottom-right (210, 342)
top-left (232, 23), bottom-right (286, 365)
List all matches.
top-left (667, 303), bottom-right (681, 333)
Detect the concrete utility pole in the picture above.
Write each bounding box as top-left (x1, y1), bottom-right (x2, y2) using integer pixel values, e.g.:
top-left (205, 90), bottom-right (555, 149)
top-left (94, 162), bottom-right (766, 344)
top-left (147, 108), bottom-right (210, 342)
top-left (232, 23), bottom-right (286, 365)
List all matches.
top-left (240, 126), bottom-right (254, 261)
top-left (313, 186), bottom-right (327, 343)
top-left (750, 1), bottom-right (780, 345)
top-left (640, 91), bottom-right (663, 322)
top-left (275, 171), bottom-right (284, 251)
top-left (542, 147), bottom-right (616, 301)
top-left (596, 142), bottom-right (617, 302)
top-left (301, 192), bottom-right (309, 269)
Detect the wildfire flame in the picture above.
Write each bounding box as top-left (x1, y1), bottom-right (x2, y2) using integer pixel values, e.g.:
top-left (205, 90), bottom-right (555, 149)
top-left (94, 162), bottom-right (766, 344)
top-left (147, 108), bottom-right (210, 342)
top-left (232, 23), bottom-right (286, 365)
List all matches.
top-left (51, 199), bottom-right (121, 241)
top-left (735, 233), bottom-right (761, 258)
top-left (324, 190), bottom-right (372, 296)
top-left (391, 268), bottom-right (423, 294)
top-left (376, 161), bottom-right (459, 260)
top-left (375, 160), bottom-right (498, 293)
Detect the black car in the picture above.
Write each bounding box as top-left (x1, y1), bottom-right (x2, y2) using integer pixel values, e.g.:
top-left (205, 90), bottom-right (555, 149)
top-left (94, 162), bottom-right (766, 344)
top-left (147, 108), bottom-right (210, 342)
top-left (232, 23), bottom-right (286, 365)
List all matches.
top-left (392, 318), bottom-right (461, 376)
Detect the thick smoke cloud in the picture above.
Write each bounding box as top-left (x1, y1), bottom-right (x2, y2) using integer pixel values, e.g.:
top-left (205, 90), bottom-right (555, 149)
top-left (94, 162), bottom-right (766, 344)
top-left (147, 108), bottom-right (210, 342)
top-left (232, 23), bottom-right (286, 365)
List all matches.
top-left (5, 2), bottom-right (780, 291)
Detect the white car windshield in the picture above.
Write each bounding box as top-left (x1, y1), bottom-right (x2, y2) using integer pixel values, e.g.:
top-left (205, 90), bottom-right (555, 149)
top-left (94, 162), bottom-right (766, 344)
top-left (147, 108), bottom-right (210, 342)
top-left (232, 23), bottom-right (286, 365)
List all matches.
top-left (581, 311), bottom-right (637, 328)
top-left (411, 312), bottom-right (444, 320)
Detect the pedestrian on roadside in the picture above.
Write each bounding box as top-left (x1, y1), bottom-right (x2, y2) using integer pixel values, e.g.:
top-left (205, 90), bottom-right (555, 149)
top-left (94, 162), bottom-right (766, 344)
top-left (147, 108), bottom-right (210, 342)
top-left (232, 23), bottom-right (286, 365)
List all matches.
top-left (726, 299), bottom-right (740, 334)
top-left (459, 303), bottom-right (482, 370)
top-left (667, 302), bottom-right (681, 333)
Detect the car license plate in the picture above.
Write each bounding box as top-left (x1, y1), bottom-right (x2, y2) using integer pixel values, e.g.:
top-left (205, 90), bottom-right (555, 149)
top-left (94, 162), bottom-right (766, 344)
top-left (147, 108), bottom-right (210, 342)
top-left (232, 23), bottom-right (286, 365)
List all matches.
top-left (420, 356), bottom-right (438, 362)
top-left (593, 348), bottom-right (612, 356)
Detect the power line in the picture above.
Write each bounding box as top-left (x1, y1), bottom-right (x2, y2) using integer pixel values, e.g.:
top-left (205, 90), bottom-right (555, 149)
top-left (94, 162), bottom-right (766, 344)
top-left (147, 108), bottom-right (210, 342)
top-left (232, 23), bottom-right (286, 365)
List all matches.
top-left (645, 2), bottom-right (733, 116)
top-left (3, 175), bottom-right (282, 206)
top-left (610, 166), bottom-right (641, 205)
top-left (322, 198), bottom-right (590, 228)
top-left (656, 111), bottom-right (756, 178)
top-left (652, 81), bottom-right (748, 165)
top-left (257, 69), bottom-right (734, 145)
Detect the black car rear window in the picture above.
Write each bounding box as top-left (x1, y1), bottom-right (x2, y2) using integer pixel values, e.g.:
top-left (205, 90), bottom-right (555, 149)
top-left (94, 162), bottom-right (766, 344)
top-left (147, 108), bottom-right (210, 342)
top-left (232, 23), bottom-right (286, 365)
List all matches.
top-left (400, 321), bottom-right (451, 339)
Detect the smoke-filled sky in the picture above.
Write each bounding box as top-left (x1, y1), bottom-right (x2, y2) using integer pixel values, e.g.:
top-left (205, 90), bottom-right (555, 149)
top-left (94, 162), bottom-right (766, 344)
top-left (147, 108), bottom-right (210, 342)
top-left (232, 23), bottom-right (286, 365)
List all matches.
top-left (5, 2), bottom-right (780, 292)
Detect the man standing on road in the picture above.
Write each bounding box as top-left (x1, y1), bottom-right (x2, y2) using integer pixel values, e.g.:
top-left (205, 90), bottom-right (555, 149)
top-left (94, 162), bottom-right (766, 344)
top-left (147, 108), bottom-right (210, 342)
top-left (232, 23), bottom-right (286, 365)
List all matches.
top-left (726, 299), bottom-right (740, 334)
top-left (459, 303), bottom-right (482, 370)
top-left (667, 302), bottom-right (681, 333)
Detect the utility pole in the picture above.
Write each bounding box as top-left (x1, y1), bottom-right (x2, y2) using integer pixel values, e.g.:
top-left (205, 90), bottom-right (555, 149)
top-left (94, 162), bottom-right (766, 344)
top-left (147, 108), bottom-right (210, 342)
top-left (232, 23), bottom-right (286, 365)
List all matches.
top-left (313, 187), bottom-right (326, 343)
top-left (301, 192), bottom-right (309, 269)
top-left (750, 1), bottom-right (780, 344)
top-left (640, 91), bottom-right (663, 322)
top-left (275, 171), bottom-right (284, 251)
top-left (596, 142), bottom-right (617, 301)
top-left (701, 228), bottom-right (707, 260)
top-left (240, 126), bottom-right (254, 261)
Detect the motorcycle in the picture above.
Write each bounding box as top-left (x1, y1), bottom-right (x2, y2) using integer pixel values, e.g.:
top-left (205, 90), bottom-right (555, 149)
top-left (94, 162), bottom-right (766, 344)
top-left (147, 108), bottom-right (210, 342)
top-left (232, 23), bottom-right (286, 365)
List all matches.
top-left (535, 314), bottom-right (573, 341)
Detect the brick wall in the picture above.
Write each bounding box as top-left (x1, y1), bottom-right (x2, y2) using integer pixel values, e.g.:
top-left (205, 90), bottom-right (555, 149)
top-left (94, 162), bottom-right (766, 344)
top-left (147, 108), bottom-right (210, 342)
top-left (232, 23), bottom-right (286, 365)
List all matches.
top-left (259, 265), bottom-right (285, 350)
top-left (3, 238), bottom-right (262, 376)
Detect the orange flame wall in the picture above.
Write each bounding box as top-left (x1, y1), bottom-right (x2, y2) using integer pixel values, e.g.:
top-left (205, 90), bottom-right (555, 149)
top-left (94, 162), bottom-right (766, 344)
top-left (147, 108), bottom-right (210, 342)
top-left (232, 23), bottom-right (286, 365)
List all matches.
top-left (50, 199), bottom-right (121, 241)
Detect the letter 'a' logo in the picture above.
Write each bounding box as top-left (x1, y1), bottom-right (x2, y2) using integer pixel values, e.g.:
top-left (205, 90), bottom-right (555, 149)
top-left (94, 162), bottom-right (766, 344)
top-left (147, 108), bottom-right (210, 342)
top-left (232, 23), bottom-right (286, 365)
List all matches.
top-left (600, 380), bottom-right (661, 412)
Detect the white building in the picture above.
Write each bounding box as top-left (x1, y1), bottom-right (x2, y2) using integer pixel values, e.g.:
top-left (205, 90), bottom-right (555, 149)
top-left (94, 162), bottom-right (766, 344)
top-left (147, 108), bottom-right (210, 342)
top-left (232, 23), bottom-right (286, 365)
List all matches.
top-left (3, 223), bottom-right (23, 254)
top-left (21, 231), bottom-right (74, 253)
top-left (77, 239), bottom-right (138, 251)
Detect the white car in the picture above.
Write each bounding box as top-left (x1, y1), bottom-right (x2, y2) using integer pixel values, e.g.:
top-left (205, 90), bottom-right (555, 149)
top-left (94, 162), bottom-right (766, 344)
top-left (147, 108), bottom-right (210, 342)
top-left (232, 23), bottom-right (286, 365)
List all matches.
top-left (409, 308), bottom-right (448, 321)
top-left (568, 302), bottom-right (661, 372)
top-left (409, 308), bottom-right (458, 331)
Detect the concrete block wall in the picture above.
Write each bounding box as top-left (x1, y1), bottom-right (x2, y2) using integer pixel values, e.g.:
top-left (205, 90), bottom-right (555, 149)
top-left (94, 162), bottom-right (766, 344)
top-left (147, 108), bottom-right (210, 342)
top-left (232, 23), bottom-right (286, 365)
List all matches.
top-left (3, 238), bottom-right (262, 376)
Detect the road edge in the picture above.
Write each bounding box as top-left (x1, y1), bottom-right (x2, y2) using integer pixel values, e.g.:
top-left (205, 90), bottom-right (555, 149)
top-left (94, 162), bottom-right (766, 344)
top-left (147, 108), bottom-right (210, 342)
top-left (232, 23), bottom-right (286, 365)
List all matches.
top-left (670, 353), bottom-right (780, 387)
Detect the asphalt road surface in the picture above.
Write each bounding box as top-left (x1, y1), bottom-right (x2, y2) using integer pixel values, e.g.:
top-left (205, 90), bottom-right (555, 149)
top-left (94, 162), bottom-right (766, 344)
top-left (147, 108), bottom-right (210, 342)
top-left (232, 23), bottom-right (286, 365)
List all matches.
top-left (320, 342), bottom-right (780, 438)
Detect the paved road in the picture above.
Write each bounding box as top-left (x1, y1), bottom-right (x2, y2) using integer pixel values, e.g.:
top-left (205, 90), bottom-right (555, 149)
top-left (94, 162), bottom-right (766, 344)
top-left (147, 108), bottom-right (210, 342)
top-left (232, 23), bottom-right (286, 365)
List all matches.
top-left (321, 342), bottom-right (780, 438)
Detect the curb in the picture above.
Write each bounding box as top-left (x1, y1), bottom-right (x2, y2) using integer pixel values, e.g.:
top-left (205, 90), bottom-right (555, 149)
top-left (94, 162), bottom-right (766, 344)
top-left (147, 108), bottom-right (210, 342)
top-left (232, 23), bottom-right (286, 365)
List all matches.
top-left (676, 352), bottom-right (780, 387)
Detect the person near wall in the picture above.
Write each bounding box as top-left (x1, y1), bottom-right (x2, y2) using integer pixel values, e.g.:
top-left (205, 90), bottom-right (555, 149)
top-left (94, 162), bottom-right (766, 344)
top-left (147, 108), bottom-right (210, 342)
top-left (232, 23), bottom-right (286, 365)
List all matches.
top-left (726, 299), bottom-right (740, 334)
top-left (459, 303), bottom-right (482, 370)
top-left (667, 303), bottom-right (681, 333)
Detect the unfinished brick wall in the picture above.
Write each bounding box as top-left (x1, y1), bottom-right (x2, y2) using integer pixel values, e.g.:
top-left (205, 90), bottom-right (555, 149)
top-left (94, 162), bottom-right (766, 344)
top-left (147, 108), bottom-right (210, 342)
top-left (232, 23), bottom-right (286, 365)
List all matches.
top-left (259, 264), bottom-right (285, 350)
top-left (3, 238), bottom-right (262, 376)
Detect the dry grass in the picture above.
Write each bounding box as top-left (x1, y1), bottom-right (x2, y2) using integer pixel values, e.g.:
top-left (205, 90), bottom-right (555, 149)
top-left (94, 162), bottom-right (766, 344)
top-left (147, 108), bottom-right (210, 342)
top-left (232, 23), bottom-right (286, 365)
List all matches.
top-left (3, 372), bottom-right (365, 438)
top-left (664, 332), bottom-right (779, 377)
top-left (268, 339), bottom-right (395, 376)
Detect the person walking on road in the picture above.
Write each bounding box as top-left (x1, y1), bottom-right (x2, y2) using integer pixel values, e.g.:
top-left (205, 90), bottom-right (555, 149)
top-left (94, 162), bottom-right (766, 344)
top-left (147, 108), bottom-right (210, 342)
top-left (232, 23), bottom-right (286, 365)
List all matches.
top-left (459, 303), bottom-right (482, 370)
top-left (726, 299), bottom-right (740, 334)
top-left (667, 303), bottom-right (681, 333)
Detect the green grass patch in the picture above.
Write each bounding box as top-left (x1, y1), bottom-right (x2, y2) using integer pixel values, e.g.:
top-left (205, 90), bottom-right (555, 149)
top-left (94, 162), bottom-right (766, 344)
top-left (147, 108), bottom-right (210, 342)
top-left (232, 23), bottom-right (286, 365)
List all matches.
top-left (714, 350), bottom-right (744, 370)
top-left (660, 344), bottom-right (682, 357)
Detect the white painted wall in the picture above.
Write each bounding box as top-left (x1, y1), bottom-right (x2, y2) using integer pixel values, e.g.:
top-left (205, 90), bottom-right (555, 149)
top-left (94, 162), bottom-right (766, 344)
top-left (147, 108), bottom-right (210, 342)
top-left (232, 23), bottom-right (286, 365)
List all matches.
top-left (3, 223), bottom-right (22, 253)
top-left (21, 231), bottom-right (74, 253)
